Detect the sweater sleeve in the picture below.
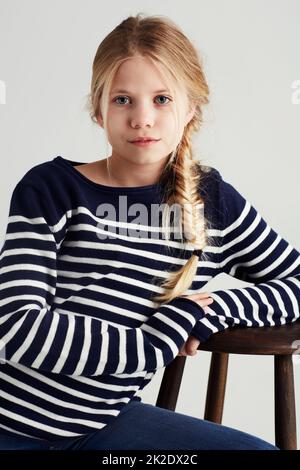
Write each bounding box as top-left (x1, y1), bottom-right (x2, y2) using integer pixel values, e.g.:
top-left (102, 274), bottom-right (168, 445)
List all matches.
top-left (0, 183), bottom-right (205, 376)
top-left (190, 172), bottom-right (300, 342)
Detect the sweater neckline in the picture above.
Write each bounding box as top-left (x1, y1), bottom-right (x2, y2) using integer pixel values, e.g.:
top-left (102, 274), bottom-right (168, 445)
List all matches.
top-left (53, 156), bottom-right (163, 194)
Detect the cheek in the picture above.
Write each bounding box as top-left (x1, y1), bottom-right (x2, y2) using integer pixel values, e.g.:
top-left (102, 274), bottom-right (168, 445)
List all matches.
top-left (106, 113), bottom-right (126, 139)
top-left (107, 107), bottom-right (125, 123)
top-left (159, 115), bottom-right (176, 135)
top-left (163, 111), bottom-right (181, 132)
top-left (108, 111), bottom-right (123, 125)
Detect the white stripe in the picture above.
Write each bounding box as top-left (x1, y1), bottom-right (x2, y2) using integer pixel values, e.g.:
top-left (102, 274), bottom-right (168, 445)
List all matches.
top-left (63, 237), bottom-right (192, 263)
top-left (0, 423), bottom-right (42, 439)
top-left (55, 266), bottom-right (214, 287)
top-left (54, 306), bottom-right (134, 328)
top-left (0, 313), bottom-right (28, 343)
top-left (0, 408), bottom-right (83, 437)
top-left (0, 279), bottom-right (55, 296)
top-left (207, 293), bottom-right (244, 324)
top-left (57, 255), bottom-right (209, 280)
top-left (289, 276), bottom-right (300, 288)
top-left (54, 289), bottom-right (152, 311)
top-left (52, 315), bottom-right (75, 373)
top-left (229, 233), bottom-right (280, 276)
top-left (220, 224), bottom-right (272, 268)
top-left (0, 263), bottom-right (56, 278)
top-left (10, 308), bottom-right (48, 362)
top-left (154, 346), bottom-right (164, 369)
top-left (115, 328), bottom-right (127, 374)
top-left (73, 317), bottom-right (92, 376)
top-left (236, 289), bottom-right (265, 326)
top-left (217, 290), bottom-right (252, 326)
top-left (0, 371), bottom-right (119, 415)
top-left (0, 248), bottom-right (56, 261)
top-left (248, 287), bottom-right (276, 326)
top-left (222, 212), bottom-right (261, 252)
top-left (264, 284), bottom-right (288, 324)
top-left (160, 303), bottom-right (200, 324)
top-left (5, 231), bottom-right (54, 242)
top-left (68, 373), bottom-right (140, 391)
top-left (140, 323), bottom-right (180, 358)
top-left (31, 312), bottom-right (60, 368)
top-left (50, 210), bottom-right (70, 234)
top-left (222, 200), bottom-right (251, 236)
top-left (261, 278), bottom-right (300, 320)
top-left (1, 390), bottom-right (109, 429)
top-left (8, 215), bottom-right (48, 225)
top-left (9, 361), bottom-right (137, 398)
top-left (0, 304), bottom-right (42, 325)
top-left (0, 293), bottom-right (49, 308)
top-left (94, 322), bottom-right (109, 376)
top-left (56, 277), bottom-right (161, 295)
top-left (251, 253), bottom-right (300, 280)
top-left (198, 315), bottom-right (225, 334)
top-left (136, 330), bottom-right (146, 373)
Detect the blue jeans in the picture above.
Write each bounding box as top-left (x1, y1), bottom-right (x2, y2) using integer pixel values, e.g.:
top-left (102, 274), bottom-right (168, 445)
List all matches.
top-left (0, 400), bottom-right (278, 450)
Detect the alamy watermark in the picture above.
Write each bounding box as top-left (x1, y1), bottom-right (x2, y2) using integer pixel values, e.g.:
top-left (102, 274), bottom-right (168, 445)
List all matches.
top-left (95, 197), bottom-right (204, 241)
top-left (291, 80), bottom-right (300, 104)
top-left (0, 80), bottom-right (6, 104)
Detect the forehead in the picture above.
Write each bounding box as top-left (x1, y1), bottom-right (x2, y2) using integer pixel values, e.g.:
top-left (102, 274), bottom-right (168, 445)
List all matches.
top-left (111, 56), bottom-right (169, 89)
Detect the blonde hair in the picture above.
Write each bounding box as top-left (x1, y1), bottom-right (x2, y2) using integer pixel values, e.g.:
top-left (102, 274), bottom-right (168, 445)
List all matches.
top-left (86, 13), bottom-right (215, 305)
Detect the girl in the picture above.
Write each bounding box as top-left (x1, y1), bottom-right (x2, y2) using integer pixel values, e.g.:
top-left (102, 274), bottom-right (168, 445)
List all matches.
top-left (0, 13), bottom-right (298, 450)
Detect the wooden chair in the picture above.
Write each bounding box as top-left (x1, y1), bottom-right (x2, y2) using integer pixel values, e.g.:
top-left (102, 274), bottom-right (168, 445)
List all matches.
top-left (155, 320), bottom-right (300, 450)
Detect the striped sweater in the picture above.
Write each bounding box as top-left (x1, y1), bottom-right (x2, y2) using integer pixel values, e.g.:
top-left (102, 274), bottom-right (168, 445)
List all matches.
top-left (0, 156), bottom-right (299, 441)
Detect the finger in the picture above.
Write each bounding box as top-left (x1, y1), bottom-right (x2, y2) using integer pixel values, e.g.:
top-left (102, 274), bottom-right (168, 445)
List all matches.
top-left (186, 343), bottom-right (200, 355)
top-left (185, 347), bottom-right (198, 355)
top-left (189, 337), bottom-right (200, 347)
top-left (184, 293), bottom-right (212, 301)
top-left (178, 351), bottom-right (195, 356)
top-left (200, 298), bottom-right (214, 306)
top-left (189, 292), bottom-right (211, 297)
top-left (182, 292), bottom-right (210, 296)
top-left (186, 345), bottom-right (198, 354)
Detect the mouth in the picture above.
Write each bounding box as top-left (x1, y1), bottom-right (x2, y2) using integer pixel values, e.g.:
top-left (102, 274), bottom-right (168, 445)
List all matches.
top-left (129, 138), bottom-right (161, 146)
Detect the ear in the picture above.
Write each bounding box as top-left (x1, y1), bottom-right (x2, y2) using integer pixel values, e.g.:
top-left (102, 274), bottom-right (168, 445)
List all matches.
top-left (97, 113), bottom-right (104, 128)
top-left (185, 103), bottom-right (197, 126)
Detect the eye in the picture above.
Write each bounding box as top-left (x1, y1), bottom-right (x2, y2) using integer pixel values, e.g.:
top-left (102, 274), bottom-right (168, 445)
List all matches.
top-left (155, 95), bottom-right (171, 105)
top-left (114, 96), bottom-right (130, 105)
top-left (113, 95), bottom-right (172, 105)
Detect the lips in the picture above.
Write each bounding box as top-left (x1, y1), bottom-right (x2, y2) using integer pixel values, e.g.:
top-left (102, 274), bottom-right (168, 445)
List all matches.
top-left (129, 138), bottom-right (160, 143)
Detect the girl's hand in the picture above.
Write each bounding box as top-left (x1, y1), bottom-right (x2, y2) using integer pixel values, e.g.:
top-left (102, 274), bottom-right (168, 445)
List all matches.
top-left (178, 335), bottom-right (201, 356)
top-left (177, 292), bottom-right (213, 357)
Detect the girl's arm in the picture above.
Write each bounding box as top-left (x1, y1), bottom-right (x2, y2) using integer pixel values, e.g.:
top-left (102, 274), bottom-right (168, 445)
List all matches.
top-left (191, 172), bottom-right (300, 342)
top-left (0, 183), bottom-right (206, 376)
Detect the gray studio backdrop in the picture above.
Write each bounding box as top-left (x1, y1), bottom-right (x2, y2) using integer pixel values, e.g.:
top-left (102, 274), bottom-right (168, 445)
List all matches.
top-left (0, 0), bottom-right (299, 447)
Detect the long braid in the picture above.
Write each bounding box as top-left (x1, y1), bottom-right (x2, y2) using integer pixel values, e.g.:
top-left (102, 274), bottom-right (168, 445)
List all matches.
top-left (151, 127), bottom-right (208, 305)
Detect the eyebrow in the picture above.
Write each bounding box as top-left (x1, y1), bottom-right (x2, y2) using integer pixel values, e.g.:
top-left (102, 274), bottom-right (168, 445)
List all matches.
top-left (110, 89), bottom-right (171, 95)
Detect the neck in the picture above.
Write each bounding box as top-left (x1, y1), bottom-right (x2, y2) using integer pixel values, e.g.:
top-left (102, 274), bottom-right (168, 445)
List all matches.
top-left (106, 154), bottom-right (169, 187)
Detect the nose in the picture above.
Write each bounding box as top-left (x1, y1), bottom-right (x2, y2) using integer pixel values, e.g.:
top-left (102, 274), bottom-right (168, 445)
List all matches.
top-left (130, 103), bottom-right (155, 128)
